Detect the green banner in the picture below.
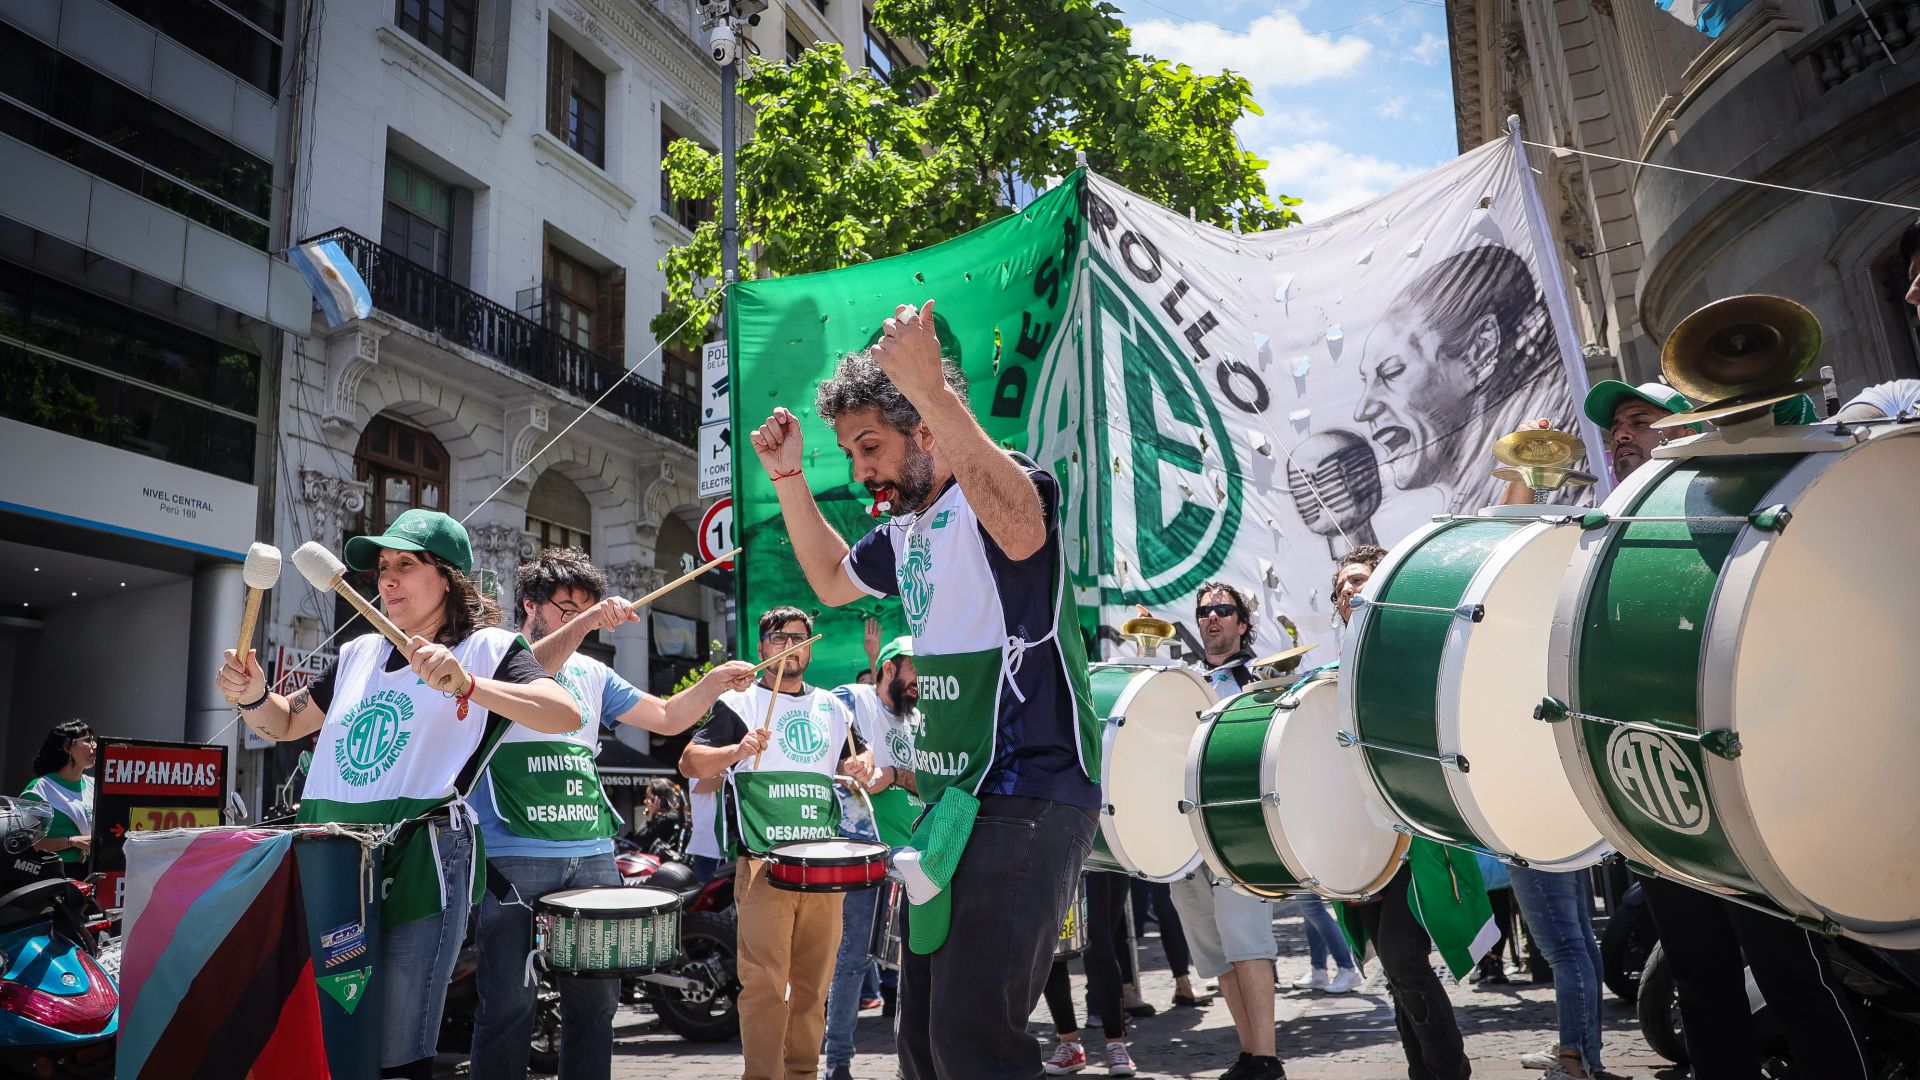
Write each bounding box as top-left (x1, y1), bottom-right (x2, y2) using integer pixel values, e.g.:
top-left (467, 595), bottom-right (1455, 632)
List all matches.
top-left (727, 174), bottom-right (1087, 679)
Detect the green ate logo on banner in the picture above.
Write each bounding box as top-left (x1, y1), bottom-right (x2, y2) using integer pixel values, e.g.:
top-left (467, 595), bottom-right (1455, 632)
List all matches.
top-left (1087, 254), bottom-right (1244, 604)
top-left (338, 690), bottom-right (413, 787)
top-left (775, 709), bottom-right (830, 764)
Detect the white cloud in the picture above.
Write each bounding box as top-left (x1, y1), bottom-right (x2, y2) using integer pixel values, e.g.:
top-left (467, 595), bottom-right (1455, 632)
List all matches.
top-left (1129, 7), bottom-right (1372, 89)
top-left (1259, 140), bottom-right (1430, 221)
top-left (1411, 32), bottom-right (1447, 64)
top-left (1376, 95), bottom-right (1409, 119)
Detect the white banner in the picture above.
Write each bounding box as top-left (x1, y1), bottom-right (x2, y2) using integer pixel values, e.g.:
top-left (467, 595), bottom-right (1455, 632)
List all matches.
top-left (1036, 137), bottom-right (1600, 654)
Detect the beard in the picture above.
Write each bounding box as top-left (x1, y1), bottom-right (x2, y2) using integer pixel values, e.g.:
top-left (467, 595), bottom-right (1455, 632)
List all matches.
top-left (886, 671), bottom-right (919, 715)
top-left (524, 610), bottom-right (554, 642)
top-left (866, 441), bottom-right (937, 512)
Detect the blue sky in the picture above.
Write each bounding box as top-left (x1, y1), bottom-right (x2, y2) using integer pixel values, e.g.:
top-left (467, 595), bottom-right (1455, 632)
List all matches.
top-left (1110, 0), bottom-right (1460, 223)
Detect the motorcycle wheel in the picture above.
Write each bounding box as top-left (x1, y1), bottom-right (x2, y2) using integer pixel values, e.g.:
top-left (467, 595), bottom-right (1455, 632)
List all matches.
top-left (649, 909), bottom-right (740, 1043)
top-left (1601, 899), bottom-right (1657, 1003)
top-left (1637, 942), bottom-right (1690, 1066)
top-left (528, 979), bottom-right (562, 1074)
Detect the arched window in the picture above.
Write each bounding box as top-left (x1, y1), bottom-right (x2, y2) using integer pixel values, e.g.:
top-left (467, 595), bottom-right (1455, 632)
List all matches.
top-left (355, 413), bottom-right (449, 531)
top-left (526, 470), bottom-right (592, 554)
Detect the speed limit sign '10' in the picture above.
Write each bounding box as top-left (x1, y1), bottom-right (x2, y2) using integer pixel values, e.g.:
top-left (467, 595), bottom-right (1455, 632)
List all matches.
top-left (698, 498), bottom-right (735, 570)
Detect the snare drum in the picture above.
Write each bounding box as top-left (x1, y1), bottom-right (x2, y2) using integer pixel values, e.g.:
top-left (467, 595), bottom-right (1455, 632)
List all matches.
top-left (1185, 674), bottom-right (1408, 900)
top-left (1083, 658), bottom-right (1212, 881)
top-left (535, 886), bottom-right (681, 976)
top-left (765, 838), bottom-right (890, 893)
top-left (1342, 507), bottom-right (1609, 871)
top-left (1548, 423), bottom-right (1920, 947)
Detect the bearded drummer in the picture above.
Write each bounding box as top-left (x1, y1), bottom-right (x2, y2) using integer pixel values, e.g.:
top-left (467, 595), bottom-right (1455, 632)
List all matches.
top-left (1549, 381), bottom-right (1873, 1079)
top-left (465, 548), bottom-right (753, 1080)
top-left (747, 300), bottom-right (1103, 1080)
top-left (679, 606), bottom-right (882, 1080)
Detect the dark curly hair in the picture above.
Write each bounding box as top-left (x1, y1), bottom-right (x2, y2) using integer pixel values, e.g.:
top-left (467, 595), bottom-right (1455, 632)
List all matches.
top-left (1901, 217), bottom-right (1920, 267)
top-left (1194, 581), bottom-right (1257, 652)
top-left (31, 720), bottom-right (93, 777)
top-left (514, 547), bottom-right (607, 626)
top-left (815, 349), bottom-right (969, 436)
top-left (758, 605), bottom-right (814, 639)
top-left (1329, 544), bottom-right (1390, 595)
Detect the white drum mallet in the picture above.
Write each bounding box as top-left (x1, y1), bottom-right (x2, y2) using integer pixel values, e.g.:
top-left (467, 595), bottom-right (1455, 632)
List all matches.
top-left (291, 541), bottom-right (415, 655)
top-left (227, 542), bottom-right (282, 702)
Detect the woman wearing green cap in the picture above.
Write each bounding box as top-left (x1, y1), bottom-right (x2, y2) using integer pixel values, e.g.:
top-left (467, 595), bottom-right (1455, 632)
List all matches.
top-left (215, 509), bottom-right (580, 1080)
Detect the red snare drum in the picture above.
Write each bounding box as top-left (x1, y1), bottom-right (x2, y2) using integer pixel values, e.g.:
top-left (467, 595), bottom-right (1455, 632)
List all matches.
top-left (764, 839), bottom-right (889, 893)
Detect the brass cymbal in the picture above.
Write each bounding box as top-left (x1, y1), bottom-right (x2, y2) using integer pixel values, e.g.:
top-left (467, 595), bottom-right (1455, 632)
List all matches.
top-left (1121, 616), bottom-right (1174, 641)
top-left (1492, 465), bottom-right (1599, 491)
top-left (1649, 379), bottom-right (1823, 430)
top-left (1492, 428), bottom-right (1585, 469)
top-left (1661, 294), bottom-right (1821, 402)
top-left (1251, 642), bottom-right (1317, 674)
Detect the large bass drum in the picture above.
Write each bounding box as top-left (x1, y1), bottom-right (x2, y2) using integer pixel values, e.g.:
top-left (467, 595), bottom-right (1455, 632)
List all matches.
top-left (1342, 506), bottom-right (1610, 871)
top-left (1083, 658), bottom-right (1212, 881)
top-left (1184, 673), bottom-right (1407, 900)
top-left (1548, 423), bottom-right (1920, 947)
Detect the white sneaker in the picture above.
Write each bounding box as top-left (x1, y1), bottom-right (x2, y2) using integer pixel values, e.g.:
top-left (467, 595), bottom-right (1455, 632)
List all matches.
top-left (1520, 1048), bottom-right (1557, 1069)
top-left (1291, 969), bottom-right (1332, 991)
top-left (1324, 967), bottom-right (1362, 993)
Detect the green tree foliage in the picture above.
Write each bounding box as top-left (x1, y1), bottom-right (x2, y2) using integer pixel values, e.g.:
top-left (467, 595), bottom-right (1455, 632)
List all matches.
top-left (652, 0), bottom-right (1299, 347)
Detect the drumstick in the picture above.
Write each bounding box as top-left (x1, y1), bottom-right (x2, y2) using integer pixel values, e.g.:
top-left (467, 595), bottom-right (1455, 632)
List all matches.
top-left (631, 548), bottom-right (741, 610)
top-left (749, 634), bottom-right (823, 675)
top-left (752, 654), bottom-right (790, 769)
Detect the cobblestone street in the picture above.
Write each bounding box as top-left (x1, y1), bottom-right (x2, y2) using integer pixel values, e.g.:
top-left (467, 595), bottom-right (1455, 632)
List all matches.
top-left (442, 899), bottom-right (1682, 1079)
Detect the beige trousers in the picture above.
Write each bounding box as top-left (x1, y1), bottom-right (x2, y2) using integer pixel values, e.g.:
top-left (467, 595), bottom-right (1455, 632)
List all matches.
top-left (734, 857), bottom-right (845, 1080)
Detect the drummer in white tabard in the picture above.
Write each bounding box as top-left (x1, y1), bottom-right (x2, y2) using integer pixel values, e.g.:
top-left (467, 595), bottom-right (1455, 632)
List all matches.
top-left (680, 606), bottom-right (884, 1080)
top-left (1165, 582), bottom-right (1295, 1080)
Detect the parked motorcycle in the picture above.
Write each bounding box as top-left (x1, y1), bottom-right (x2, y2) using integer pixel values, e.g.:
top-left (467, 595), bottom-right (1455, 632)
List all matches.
top-left (619, 837), bottom-right (740, 1044)
top-left (437, 922), bottom-right (565, 1074)
top-left (0, 797), bottom-right (118, 1077)
top-left (1599, 878), bottom-right (1658, 1002)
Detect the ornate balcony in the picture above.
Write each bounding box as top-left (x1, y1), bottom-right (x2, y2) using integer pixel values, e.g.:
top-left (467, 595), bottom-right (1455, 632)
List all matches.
top-left (303, 228), bottom-right (697, 446)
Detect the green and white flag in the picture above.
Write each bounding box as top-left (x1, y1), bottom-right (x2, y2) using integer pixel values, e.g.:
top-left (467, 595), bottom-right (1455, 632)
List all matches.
top-left (727, 132), bottom-right (1595, 674)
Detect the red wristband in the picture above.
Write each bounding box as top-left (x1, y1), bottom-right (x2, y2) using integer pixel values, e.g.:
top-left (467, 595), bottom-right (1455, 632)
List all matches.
top-left (454, 674), bottom-right (475, 720)
top-left (770, 468), bottom-right (804, 482)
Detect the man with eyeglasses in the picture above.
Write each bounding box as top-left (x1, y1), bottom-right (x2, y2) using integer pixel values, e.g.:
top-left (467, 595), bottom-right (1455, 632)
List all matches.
top-left (682, 606), bottom-right (884, 1080)
top-left (748, 301), bottom-right (1104, 1079)
top-left (465, 548), bottom-right (754, 1080)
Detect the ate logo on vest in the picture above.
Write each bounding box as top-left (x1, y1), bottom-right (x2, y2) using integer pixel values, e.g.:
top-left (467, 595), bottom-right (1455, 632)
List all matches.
top-left (774, 708), bottom-right (831, 764)
top-left (900, 532), bottom-right (935, 634)
top-left (1605, 727), bottom-right (1710, 835)
top-left (554, 666), bottom-right (592, 734)
top-left (886, 725), bottom-right (914, 767)
top-left (337, 690), bottom-right (414, 787)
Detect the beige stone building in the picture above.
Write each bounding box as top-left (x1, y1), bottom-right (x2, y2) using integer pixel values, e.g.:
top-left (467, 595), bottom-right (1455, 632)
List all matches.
top-left (1448, 0), bottom-right (1920, 400)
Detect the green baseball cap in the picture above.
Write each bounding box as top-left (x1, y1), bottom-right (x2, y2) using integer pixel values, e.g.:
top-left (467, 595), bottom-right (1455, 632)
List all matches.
top-left (344, 509), bottom-right (474, 575)
top-left (1584, 380), bottom-right (1690, 428)
top-left (876, 636), bottom-right (914, 669)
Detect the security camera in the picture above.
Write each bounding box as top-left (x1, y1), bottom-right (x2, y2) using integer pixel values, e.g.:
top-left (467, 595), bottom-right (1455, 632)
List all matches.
top-left (708, 23), bottom-right (737, 66)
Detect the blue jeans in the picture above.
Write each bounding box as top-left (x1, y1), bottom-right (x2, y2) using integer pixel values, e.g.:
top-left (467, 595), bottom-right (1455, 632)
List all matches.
top-left (383, 820), bottom-right (475, 1066)
top-left (1509, 865), bottom-right (1604, 1070)
top-left (823, 886), bottom-right (882, 1069)
top-left (1297, 895), bottom-right (1355, 971)
top-left (471, 853), bottom-right (622, 1080)
top-left (689, 854), bottom-right (726, 883)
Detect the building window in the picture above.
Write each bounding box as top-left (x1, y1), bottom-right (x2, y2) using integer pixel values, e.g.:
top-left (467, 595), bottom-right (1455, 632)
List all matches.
top-left (786, 32), bottom-right (806, 63)
top-left (864, 14), bottom-right (907, 79)
top-left (396, 0), bottom-right (477, 73)
top-left (527, 471), bottom-right (592, 556)
top-left (106, 0), bottom-right (285, 94)
top-left (355, 414), bottom-right (449, 532)
top-left (547, 34), bottom-right (606, 167)
top-left (0, 24), bottom-right (272, 248)
top-left (660, 123), bottom-right (713, 231)
top-left (545, 246), bottom-right (604, 351)
top-left (664, 345), bottom-right (699, 403)
top-left (381, 157), bottom-right (454, 276)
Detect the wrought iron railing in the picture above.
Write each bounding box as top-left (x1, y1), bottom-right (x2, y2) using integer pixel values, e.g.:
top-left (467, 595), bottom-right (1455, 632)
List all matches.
top-left (303, 228), bottom-right (697, 445)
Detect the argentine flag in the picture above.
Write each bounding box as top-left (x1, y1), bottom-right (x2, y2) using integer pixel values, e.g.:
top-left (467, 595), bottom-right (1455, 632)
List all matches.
top-left (1653, 0), bottom-right (1753, 35)
top-left (287, 239), bottom-right (373, 328)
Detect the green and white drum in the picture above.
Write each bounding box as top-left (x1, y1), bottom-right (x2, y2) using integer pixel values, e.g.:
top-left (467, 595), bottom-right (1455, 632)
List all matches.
top-left (1547, 422), bottom-right (1920, 947)
top-left (1341, 506), bottom-right (1610, 871)
top-left (1083, 657), bottom-right (1212, 881)
top-left (1184, 674), bottom-right (1408, 900)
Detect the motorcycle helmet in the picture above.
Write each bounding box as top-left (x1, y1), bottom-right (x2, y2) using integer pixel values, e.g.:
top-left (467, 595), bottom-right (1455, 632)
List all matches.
top-left (0, 796), bottom-right (53, 855)
top-left (642, 860), bottom-right (700, 900)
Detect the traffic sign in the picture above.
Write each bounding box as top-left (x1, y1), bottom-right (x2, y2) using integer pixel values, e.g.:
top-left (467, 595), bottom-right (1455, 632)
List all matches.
top-left (698, 497), bottom-right (735, 570)
top-left (698, 422), bottom-right (730, 499)
top-left (701, 341), bottom-right (730, 424)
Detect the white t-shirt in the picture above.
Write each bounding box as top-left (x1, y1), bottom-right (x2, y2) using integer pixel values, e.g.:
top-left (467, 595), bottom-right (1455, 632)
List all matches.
top-left (1843, 378), bottom-right (1920, 418)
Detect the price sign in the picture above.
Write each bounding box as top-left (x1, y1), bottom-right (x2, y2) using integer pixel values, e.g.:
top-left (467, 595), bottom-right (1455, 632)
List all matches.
top-left (129, 806), bottom-right (216, 832)
top-left (697, 497), bottom-right (735, 571)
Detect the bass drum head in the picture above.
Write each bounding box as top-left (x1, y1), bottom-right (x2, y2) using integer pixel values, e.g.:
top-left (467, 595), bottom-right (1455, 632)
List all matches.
top-left (1722, 430), bottom-right (1920, 935)
top-left (1455, 522), bottom-right (1609, 868)
top-left (1268, 678), bottom-right (1406, 898)
top-left (1095, 663), bottom-right (1210, 881)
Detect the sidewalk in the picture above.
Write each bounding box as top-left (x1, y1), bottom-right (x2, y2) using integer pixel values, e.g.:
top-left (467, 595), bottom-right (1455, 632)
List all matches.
top-left (443, 899), bottom-right (1683, 1079)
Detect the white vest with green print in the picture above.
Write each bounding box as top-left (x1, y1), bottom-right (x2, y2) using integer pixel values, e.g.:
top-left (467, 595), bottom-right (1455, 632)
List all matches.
top-left (480, 654), bottom-right (616, 842)
top-left (297, 627), bottom-right (522, 826)
top-left (719, 684), bottom-right (850, 857)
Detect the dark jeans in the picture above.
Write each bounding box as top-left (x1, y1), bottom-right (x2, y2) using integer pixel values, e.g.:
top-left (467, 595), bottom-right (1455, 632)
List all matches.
top-left (471, 854), bottom-right (620, 1080)
top-left (1640, 874), bottom-right (1870, 1080)
top-left (1083, 872), bottom-right (1129, 1039)
top-left (1351, 866), bottom-right (1471, 1080)
top-left (899, 796), bottom-right (1097, 1080)
top-left (1129, 879), bottom-right (1191, 979)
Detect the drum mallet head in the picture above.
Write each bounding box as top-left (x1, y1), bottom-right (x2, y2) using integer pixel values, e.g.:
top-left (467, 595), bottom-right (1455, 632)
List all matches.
top-left (292, 541), bottom-right (347, 590)
top-left (243, 542), bottom-right (283, 589)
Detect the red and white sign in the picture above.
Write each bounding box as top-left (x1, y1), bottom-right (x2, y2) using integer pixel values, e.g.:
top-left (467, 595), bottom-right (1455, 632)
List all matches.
top-left (267, 644), bottom-right (336, 694)
top-left (100, 743), bottom-right (227, 797)
top-left (698, 497), bottom-right (735, 570)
